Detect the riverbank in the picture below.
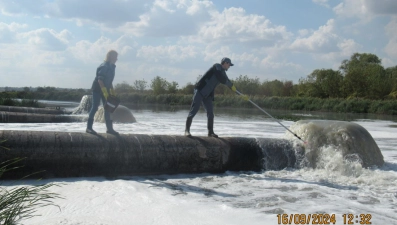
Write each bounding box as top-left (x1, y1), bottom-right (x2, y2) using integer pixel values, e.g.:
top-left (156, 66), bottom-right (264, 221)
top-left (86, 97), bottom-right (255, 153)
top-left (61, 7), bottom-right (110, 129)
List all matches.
top-left (3, 92), bottom-right (397, 117)
top-left (117, 93), bottom-right (397, 115)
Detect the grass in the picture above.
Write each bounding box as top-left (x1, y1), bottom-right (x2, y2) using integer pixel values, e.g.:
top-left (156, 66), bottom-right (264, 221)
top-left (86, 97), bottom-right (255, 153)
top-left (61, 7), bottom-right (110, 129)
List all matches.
top-left (0, 150), bottom-right (61, 224)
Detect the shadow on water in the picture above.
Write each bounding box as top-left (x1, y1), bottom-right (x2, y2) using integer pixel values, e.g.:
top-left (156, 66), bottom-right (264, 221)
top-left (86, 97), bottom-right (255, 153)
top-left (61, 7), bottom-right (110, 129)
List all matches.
top-left (136, 179), bottom-right (239, 197)
top-left (2, 170), bottom-right (359, 194)
top-left (245, 174), bottom-right (359, 191)
top-left (129, 170), bottom-right (360, 197)
top-left (380, 162), bottom-right (397, 172)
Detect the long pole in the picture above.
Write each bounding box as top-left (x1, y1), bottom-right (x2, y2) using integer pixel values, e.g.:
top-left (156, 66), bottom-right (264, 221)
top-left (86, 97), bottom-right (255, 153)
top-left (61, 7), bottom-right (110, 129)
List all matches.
top-left (236, 90), bottom-right (306, 143)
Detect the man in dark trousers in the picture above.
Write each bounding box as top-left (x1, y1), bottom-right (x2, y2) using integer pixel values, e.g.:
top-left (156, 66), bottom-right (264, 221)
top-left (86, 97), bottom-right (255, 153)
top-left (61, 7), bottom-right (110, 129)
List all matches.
top-left (184, 57), bottom-right (248, 138)
top-left (86, 50), bottom-right (119, 135)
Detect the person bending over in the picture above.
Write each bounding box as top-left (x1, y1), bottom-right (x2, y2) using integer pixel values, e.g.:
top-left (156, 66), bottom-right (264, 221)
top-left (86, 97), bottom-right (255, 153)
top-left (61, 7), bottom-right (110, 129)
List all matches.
top-left (184, 57), bottom-right (248, 138)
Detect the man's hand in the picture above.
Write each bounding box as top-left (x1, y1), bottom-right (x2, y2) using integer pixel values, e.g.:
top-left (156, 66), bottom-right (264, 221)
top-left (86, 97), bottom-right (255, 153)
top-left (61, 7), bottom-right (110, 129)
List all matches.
top-left (101, 87), bottom-right (109, 100)
top-left (231, 85), bottom-right (237, 92)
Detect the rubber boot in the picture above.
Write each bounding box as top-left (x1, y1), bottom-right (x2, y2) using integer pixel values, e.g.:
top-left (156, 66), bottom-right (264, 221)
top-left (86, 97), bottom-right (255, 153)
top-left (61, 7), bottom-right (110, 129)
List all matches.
top-left (185, 117), bottom-right (193, 137)
top-left (106, 120), bottom-right (119, 135)
top-left (86, 118), bottom-right (97, 135)
top-left (207, 118), bottom-right (218, 138)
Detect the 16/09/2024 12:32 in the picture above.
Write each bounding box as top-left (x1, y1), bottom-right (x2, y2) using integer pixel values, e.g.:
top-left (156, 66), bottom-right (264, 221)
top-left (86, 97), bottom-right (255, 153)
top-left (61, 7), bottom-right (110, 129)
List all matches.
top-left (277, 213), bottom-right (372, 224)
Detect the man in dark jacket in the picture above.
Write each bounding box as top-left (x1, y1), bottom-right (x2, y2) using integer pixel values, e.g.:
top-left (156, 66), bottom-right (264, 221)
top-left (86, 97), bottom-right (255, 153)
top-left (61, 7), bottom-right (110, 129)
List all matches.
top-left (86, 50), bottom-right (119, 135)
top-left (185, 57), bottom-right (248, 137)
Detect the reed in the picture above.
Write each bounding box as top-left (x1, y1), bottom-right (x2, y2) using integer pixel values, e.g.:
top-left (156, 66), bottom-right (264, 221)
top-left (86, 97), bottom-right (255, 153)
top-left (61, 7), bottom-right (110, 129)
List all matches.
top-left (0, 154), bottom-right (61, 224)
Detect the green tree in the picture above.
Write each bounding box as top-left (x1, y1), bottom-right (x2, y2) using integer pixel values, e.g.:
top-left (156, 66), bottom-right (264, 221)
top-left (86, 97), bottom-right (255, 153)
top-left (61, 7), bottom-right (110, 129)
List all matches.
top-left (231, 75), bottom-right (260, 95)
top-left (179, 82), bottom-right (195, 95)
top-left (340, 53), bottom-right (387, 99)
top-left (260, 80), bottom-right (284, 96)
top-left (150, 76), bottom-right (169, 95)
top-left (365, 64), bottom-right (390, 99)
top-left (296, 78), bottom-right (310, 97)
top-left (282, 80), bottom-right (295, 97)
top-left (115, 81), bottom-right (134, 93)
top-left (386, 66), bottom-right (397, 96)
top-left (167, 81), bottom-right (179, 94)
top-left (133, 79), bottom-right (147, 92)
top-left (36, 87), bottom-right (45, 92)
top-left (302, 69), bottom-right (343, 98)
top-left (340, 53), bottom-right (382, 75)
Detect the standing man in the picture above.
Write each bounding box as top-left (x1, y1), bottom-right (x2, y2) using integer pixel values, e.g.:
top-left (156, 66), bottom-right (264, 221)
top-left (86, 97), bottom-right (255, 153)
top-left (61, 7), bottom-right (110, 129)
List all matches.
top-left (184, 57), bottom-right (248, 138)
top-left (86, 50), bottom-right (119, 135)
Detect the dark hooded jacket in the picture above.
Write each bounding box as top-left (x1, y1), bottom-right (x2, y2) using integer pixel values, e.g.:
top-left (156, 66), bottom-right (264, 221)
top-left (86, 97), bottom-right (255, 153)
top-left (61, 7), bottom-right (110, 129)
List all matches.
top-left (195, 63), bottom-right (233, 100)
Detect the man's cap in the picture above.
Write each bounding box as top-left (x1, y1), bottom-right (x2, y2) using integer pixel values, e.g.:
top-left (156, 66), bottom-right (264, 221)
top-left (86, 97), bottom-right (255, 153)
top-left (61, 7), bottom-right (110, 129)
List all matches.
top-left (221, 57), bottom-right (234, 66)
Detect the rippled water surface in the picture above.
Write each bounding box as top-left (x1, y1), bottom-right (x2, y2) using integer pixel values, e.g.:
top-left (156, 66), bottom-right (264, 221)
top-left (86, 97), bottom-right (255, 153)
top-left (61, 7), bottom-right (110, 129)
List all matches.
top-left (1, 100), bottom-right (397, 225)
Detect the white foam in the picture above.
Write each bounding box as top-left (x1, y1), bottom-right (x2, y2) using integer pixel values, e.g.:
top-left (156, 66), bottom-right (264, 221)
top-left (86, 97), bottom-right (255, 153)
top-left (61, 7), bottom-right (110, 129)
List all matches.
top-left (1, 108), bottom-right (397, 224)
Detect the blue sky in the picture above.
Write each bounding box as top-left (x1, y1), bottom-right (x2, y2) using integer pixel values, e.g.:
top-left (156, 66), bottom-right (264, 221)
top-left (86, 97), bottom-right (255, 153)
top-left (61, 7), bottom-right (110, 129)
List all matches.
top-left (0, 0), bottom-right (396, 89)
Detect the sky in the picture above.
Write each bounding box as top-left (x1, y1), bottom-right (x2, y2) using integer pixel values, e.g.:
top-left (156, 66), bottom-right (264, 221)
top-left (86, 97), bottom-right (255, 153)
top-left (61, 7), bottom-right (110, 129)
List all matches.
top-left (0, 0), bottom-right (397, 89)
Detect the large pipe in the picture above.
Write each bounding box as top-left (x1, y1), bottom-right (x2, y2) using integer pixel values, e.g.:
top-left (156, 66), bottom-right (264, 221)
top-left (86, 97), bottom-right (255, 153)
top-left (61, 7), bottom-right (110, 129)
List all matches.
top-left (0, 112), bottom-right (84, 123)
top-left (0, 105), bottom-right (67, 115)
top-left (0, 130), bottom-right (298, 179)
top-left (0, 102), bottom-right (135, 123)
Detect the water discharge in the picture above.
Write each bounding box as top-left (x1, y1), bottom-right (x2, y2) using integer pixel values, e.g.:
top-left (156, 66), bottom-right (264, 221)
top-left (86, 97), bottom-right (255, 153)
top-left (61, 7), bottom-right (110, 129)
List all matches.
top-left (73, 95), bottom-right (136, 123)
top-left (287, 120), bottom-right (384, 168)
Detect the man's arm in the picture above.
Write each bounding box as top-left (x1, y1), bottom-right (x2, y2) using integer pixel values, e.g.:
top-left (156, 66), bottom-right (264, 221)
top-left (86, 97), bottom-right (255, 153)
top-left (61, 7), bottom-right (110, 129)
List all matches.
top-left (214, 64), bottom-right (233, 88)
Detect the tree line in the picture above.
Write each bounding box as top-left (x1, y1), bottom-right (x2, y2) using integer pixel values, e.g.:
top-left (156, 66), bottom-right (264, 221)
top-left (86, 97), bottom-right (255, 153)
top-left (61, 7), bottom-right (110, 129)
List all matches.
top-left (114, 53), bottom-right (397, 100)
top-left (6, 52), bottom-right (396, 101)
top-left (2, 52), bottom-right (397, 115)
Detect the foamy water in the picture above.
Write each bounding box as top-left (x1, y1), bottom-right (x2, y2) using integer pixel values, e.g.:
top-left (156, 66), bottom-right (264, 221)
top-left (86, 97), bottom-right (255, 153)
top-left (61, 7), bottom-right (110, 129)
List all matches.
top-left (1, 102), bottom-right (397, 225)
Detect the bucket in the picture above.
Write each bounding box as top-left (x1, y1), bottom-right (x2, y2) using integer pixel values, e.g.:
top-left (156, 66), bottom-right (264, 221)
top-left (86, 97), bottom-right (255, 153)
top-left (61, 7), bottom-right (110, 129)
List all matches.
top-left (104, 95), bottom-right (120, 113)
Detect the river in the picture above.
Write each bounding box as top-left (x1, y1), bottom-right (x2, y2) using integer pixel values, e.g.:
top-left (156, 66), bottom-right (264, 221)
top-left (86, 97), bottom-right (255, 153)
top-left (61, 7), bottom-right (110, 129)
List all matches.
top-left (1, 100), bottom-right (397, 224)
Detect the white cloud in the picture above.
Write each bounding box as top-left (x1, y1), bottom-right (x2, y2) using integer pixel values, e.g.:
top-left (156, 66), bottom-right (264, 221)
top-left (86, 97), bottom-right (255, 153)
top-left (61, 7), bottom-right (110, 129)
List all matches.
top-left (69, 35), bottom-right (136, 64)
top-left (201, 45), bottom-right (263, 68)
top-left (260, 55), bottom-right (302, 71)
top-left (120, 0), bottom-right (214, 37)
top-left (0, 23), bottom-right (72, 52)
top-left (202, 46), bottom-right (232, 63)
top-left (334, 0), bottom-right (397, 19)
top-left (289, 19), bottom-right (363, 72)
top-left (0, 0), bottom-right (47, 16)
top-left (136, 45), bottom-right (199, 63)
top-left (193, 7), bottom-right (291, 46)
top-left (297, 29), bottom-right (310, 37)
top-left (361, 0), bottom-right (397, 15)
top-left (0, 22), bottom-right (27, 43)
top-left (384, 16), bottom-right (397, 59)
top-left (290, 19), bottom-right (340, 53)
top-left (51, 0), bottom-right (150, 26)
top-left (333, 0), bottom-right (397, 67)
top-left (334, 1), bottom-right (370, 19)
top-left (32, 51), bottom-right (66, 65)
top-left (319, 39), bottom-right (362, 62)
top-left (18, 28), bottom-right (72, 51)
top-left (0, 22), bottom-right (27, 31)
top-left (0, 0), bottom-right (150, 26)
